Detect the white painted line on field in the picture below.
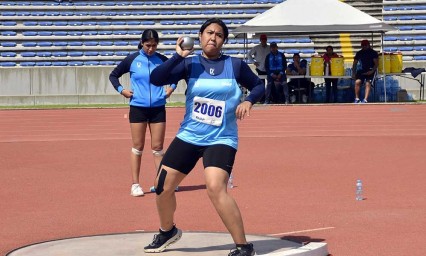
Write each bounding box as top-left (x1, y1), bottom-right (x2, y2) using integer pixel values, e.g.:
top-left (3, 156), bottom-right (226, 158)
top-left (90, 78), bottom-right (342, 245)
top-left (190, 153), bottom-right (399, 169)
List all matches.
top-left (268, 226), bottom-right (335, 237)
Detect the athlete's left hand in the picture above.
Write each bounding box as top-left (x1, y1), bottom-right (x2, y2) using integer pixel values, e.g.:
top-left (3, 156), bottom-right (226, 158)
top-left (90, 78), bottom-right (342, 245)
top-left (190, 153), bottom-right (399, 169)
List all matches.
top-left (165, 87), bottom-right (174, 98)
top-left (236, 101), bottom-right (253, 120)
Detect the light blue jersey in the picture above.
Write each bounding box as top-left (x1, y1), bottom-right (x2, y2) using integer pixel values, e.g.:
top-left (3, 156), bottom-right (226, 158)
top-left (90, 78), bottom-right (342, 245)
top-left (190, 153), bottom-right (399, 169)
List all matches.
top-left (177, 55), bottom-right (242, 149)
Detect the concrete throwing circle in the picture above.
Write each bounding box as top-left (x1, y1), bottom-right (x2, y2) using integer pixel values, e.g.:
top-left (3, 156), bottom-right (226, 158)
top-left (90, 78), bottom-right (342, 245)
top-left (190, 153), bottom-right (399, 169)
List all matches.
top-left (6, 231), bottom-right (318, 256)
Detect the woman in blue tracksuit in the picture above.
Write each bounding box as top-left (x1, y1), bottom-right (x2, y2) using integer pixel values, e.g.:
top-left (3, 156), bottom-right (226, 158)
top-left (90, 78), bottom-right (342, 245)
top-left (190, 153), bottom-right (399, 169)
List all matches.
top-left (109, 29), bottom-right (175, 197)
top-left (143, 19), bottom-right (264, 256)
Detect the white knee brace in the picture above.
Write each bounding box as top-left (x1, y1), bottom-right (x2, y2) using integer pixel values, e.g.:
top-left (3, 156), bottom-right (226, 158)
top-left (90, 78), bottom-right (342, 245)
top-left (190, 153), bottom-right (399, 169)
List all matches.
top-left (152, 150), bottom-right (164, 157)
top-left (131, 147), bottom-right (142, 156)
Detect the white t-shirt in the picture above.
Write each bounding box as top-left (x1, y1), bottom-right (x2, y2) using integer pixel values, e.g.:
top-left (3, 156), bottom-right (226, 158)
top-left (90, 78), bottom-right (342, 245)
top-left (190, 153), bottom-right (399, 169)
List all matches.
top-left (248, 44), bottom-right (270, 72)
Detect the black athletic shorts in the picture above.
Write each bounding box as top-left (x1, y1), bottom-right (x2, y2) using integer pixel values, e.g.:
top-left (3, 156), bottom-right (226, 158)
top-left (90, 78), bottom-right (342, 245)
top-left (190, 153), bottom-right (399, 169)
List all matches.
top-left (129, 105), bottom-right (166, 123)
top-left (161, 137), bottom-right (237, 175)
top-left (355, 72), bottom-right (375, 85)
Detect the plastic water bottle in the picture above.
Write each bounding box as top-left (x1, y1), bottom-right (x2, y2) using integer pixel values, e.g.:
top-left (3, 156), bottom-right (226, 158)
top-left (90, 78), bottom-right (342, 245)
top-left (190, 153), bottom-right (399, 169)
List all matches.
top-left (356, 179), bottom-right (363, 201)
top-left (325, 62), bottom-right (330, 76)
top-left (228, 173), bottom-right (234, 189)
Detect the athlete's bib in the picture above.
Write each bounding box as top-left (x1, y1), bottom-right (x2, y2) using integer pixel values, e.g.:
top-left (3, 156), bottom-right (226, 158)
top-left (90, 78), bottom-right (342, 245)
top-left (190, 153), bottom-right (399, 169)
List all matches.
top-left (191, 96), bottom-right (225, 126)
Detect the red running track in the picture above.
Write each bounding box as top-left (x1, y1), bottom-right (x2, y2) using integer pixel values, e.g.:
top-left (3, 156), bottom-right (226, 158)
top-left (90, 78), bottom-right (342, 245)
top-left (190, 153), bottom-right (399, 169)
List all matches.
top-left (1, 104), bottom-right (426, 256)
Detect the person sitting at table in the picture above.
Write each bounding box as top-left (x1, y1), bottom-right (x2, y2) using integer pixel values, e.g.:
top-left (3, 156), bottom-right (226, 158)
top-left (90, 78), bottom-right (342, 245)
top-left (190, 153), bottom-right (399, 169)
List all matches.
top-left (322, 45), bottom-right (339, 103)
top-left (286, 53), bottom-right (313, 103)
top-left (264, 42), bottom-right (288, 104)
top-left (351, 39), bottom-right (378, 103)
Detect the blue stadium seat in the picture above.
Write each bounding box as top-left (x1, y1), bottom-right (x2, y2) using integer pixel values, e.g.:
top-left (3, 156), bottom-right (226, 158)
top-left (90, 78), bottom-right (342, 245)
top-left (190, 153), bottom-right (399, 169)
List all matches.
top-left (399, 46), bottom-right (413, 52)
top-left (53, 21), bottom-right (68, 26)
top-left (16, 2), bottom-right (31, 6)
top-left (117, 11), bottom-right (133, 16)
top-left (413, 56), bottom-right (426, 61)
top-left (1, 11), bottom-right (15, 16)
top-left (99, 51), bottom-right (114, 56)
top-left (398, 16), bottom-right (412, 20)
top-left (384, 16), bottom-right (397, 21)
top-left (84, 61), bottom-right (100, 66)
top-left (89, 11), bottom-right (103, 16)
top-left (413, 25), bottom-right (426, 30)
top-left (37, 52), bottom-right (52, 57)
top-left (397, 26), bottom-right (413, 31)
top-left (282, 38), bottom-right (297, 43)
top-left (38, 42), bottom-right (54, 47)
top-left (16, 11), bottom-right (31, 16)
top-left (82, 21), bottom-right (97, 26)
top-left (128, 31), bottom-right (140, 35)
top-left (31, 11), bottom-right (45, 16)
top-left (146, 11), bottom-right (160, 15)
top-left (297, 38), bottom-right (312, 43)
top-left (225, 50), bottom-right (240, 55)
top-left (69, 21), bottom-right (83, 26)
top-left (1, 52), bottom-right (17, 57)
top-left (163, 40), bottom-right (176, 45)
top-left (84, 41), bottom-right (99, 46)
top-left (413, 15), bottom-right (426, 20)
top-left (53, 31), bottom-right (68, 36)
top-left (1, 2), bottom-right (15, 6)
top-left (3, 21), bottom-right (17, 26)
top-left (414, 46), bottom-right (426, 51)
top-left (413, 35), bottom-right (426, 40)
top-left (103, 2), bottom-right (116, 6)
top-left (23, 21), bottom-right (38, 26)
top-left (99, 41), bottom-right (114, 46)
top-left (53, 41), bottom-right (68, 46)
top-left (98, 21), bottom-right (112, 26)
top-left (68, 42), bottom-right (83, 46)
top-left (83, 31), bottom-right (98, 36)
top-left (35, 62), bottom-right (52, 66)
top-left (22, 42), bottom-right (37, 47)
top-left (413, 5), bottom-right (426, 10)
top-left (68, 31), bottom-right (83, 36)
top-left (215, 10), bottom-right (230, 14)
top-left (105, 11), bottom-right (117, 16)
top-left (129, 41), bottom-right (140, 46)
top-left (141, 21), bottom-right (155, 25)
top-left (45, 11), bottom-right (60, 16)
top-left (22, 31), bottom-right (38, 36)
top-left (127, 21), bottom-right (141, 25)
top-left (0, 62), bottom-right (16, 67)
top-left (384, 47), bottom-right (398, 52)
top-left (113, 30), bottom-right (128, 35)
top-left (384, 36), bottom-right (398, 41)
top-left (98, 31), bottom-right (113, 35)
top-left (116, 51), bottom-right (130, 56)
top-left (75, 12), bottom-right (89, 16)
top-left (1, 42), bottom-right (17, 47)
top-left (20, 62), bottom-right (36, 67)
top-left (114, 41), bottom-right (129, 46)
top-left (68, 52), bottom-right (83, 57)
top-left (285, 49), bottom-right (300, 54)
top-left (99, 61), bottom-right (116, 65)
top-left (84, 51), bottom-right (99, 56)
top-left (116, 1), bottom-right (131, 6)
top-left (160, 20), bottom-right (175, 25)
top-left (39, 31), bottom-right (53, 36)
top-left (52, 62), bottom-right (68, 66)
top-left (2, 31), bottom-right (17, 36)
top-left (202, 10), bottom-right (215, 15)
top-left (176, 21), bottom-right (189, 25)
top-left (68, 61), bottom-right (84, 66)
top-left (300, 49), bottom-right (315, 54)
top-left (112, 21), bottom-right (127, 26)
top-left (52, 52), bottom-right (68, 57)
top-left (21, 52), bottom-right (36, 57)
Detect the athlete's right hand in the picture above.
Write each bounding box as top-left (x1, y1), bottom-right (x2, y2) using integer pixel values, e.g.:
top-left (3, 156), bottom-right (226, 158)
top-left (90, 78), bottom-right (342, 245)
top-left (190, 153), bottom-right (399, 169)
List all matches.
top-left (176, 37), bottom-right (195, 58)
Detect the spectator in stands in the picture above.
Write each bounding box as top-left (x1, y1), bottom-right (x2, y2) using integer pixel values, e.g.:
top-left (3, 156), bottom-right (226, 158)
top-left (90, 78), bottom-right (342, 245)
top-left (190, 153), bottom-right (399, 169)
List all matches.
top-left (55, 0), bottom-right (73, 3)
top-left (352, 39), bottom-right (378, 103)
top-left (145, 18), bottom-right (263, 256)
top-left (265, 42), bottom-right (288, 104)
top-left (248, 34), bottom-right (269, 77)
top-left (322, 45), bottom-right (339, 103)
top-left (248, 34), bottom-right (270, 102)
top-left (109, 29), bottom-right (175, 197)
top-left (286, 53), bottom-right (314, 103)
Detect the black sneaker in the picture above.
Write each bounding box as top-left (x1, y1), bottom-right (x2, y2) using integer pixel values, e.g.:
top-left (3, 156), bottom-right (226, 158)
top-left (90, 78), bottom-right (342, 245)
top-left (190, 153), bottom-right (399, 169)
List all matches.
top-left (144, 226), bottom-right (182, 253)
top-left (228, 243), bottom-right (256, 256)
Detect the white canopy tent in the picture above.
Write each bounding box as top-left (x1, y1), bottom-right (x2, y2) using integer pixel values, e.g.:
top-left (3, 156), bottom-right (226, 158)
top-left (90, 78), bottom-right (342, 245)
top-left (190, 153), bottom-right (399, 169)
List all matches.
top-left (233, 0), bottom-right (396, 101)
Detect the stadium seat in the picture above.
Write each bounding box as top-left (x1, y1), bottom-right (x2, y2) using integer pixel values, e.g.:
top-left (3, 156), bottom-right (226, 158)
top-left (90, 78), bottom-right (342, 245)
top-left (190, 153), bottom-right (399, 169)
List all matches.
top-left (21, 52), bottom-right (36, 57)
top-left (3, 21), bottom-right (17, 26)
top-left (413, 56), bottom-right (426, 61)
top-left (68, 42), bottom-right (83, 46)
top-left (68, 31), bottom-right (83, 36)
top-left (35, 62), bottom-right (52, 66)
top-left (69, 21), bottom-right (83, 26)
top-left (68, 52), bottom-right (83, 57)
top-left (84, 61), bottom-right (100, 66)
top-left (23, 21), bottom-right (38, 26)
top-left (99, 51), bottom-right (114, 56)
top-left (99, 41), bottom-right (114, 46)
top-left (413, 35), bottom-right (426, 40)
top-left (38, 42), bottom-right (54, 47)
top-left (16, 11), bottom-right (32, 17)
top-left (398, 46), bottom-right (413, 52)
top-left (75, 12), bottom-right (89, 16)
top-left (52, 31), bottom-right (68, 36)
top-left (45, 11), bottom-right (60, 16)
top-left (141, 21), bottom-right (155, 25)
top-left (82, 21), bottom-right (97, 26)
top-left (413, 5), bottom-right (426, 10)
top-left (84, 41), bottom-right (99, 46)
top-left (52, 52), bottom-right (68, 57)
top-left (99, 61), bottom-right (116, 66)
top-left (83, 31), bottom-right (98, 36)
top-left (22, 42), bottom-right (37, 47)
top-left (84, 51), bottom-right (99, 56)
top-left (1, 52), bottom-right (17, 57)
top-left (20, 62), bottom-right (36, 67)
top-left (116, 51), bottom-right (130, 56)
top-left (39, 31), bottom-right (53, 36)
top-left (112, 21), bottom-right (127, 26)
top-left (36, 52), bottom-right (52, 57)
top-left (113, 30), bottom-right (128, 35)
top-left (53, 21), bottom-right (68, 26)
top-left (413, 25), bottom-right (426, 30)
top-left (127, 21), bottom-right (141, 25)
top-left (53, 42), bottom-right (68, 46)
top-left (68, 61), bottom-right (84, 66)
top-left (0, 62), bottom-right (16, 67)
top-left (2, 31), bottom-right (17, 36)
top-left (52, 62), bottom-right (68, 66)
top-left (1, 11), bottom-right (15, 16)
top-left (1, 42), bottom-right (17, 47)
top-left (98, 31), bottom-right (113, 35)
top-left (114, 41), bottom-right (129, 46)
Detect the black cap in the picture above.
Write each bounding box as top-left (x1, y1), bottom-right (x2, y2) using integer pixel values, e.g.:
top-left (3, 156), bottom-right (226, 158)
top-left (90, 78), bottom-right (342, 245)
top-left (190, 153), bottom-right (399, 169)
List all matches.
top-left (270, 42), bottom-right (278, 47)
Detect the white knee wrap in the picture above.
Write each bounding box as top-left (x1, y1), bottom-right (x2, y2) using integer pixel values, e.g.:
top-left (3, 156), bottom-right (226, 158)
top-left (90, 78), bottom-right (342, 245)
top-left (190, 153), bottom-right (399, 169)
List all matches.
top-left (131, 148), bottom-right (142, 156)
top-left (152, 150), bottom-right (164, 157)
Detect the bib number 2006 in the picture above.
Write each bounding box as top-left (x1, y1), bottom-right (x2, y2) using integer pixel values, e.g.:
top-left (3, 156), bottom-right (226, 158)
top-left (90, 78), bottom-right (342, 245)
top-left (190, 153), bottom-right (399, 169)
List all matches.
top-left (192, 96), bottom-right (225, 126)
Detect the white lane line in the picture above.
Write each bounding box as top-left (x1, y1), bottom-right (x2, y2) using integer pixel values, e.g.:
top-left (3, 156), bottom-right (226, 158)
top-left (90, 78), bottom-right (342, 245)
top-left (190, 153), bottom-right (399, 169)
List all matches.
top-left (268, 226), bottom-right (335, 236)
